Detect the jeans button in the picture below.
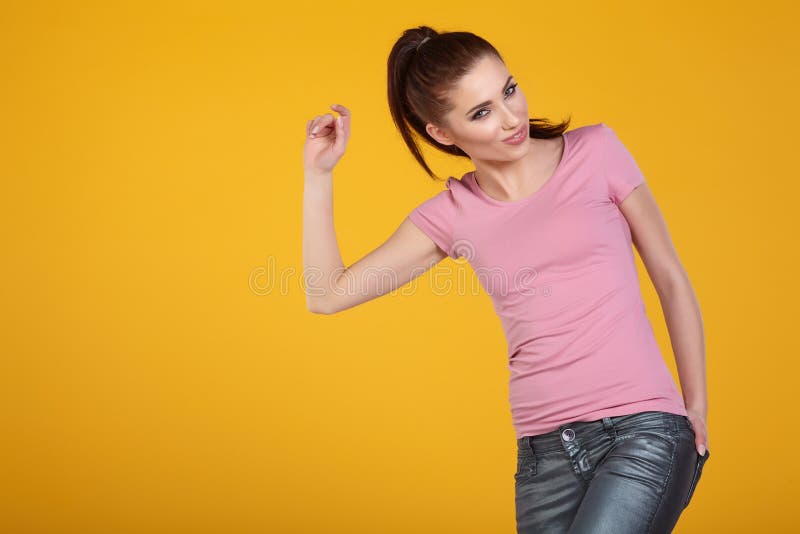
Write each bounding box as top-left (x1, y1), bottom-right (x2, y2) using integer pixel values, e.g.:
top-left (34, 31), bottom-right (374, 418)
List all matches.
top-left (562, 428), bottom-right (575, 442)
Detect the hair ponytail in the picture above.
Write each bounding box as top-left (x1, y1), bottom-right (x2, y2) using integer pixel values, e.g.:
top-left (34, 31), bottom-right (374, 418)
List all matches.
top-left (387, 25), bottom-right (570, 181)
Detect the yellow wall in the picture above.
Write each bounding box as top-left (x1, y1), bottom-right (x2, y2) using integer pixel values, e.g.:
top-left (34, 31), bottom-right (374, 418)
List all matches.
top-left (1, 1), bottom-right (797, 532)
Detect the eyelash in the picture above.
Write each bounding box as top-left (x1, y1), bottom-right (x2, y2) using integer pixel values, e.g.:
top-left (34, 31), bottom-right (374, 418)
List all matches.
top-left (472, 83), bottom-right (518, 120)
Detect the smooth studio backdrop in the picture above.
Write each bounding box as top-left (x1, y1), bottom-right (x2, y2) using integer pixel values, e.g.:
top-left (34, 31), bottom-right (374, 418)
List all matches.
top-left (1, 1), bottom-right (798, 532)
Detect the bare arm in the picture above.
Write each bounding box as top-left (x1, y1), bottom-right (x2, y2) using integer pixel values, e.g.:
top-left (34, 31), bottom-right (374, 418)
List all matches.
top-left (619, 183), bottom-right (709, 455)
top-left (303, 170), bottom-right (446, 314)
top-left (302, 104), bottom-right (447, 315)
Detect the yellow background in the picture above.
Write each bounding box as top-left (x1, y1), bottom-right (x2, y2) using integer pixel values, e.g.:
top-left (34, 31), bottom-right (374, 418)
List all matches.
top-left (1, 1), bottom-right (797, 532)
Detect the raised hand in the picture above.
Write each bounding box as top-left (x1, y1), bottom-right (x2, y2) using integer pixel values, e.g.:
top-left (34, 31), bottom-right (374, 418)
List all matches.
top-left (303, 104), bottom-right (351, 174)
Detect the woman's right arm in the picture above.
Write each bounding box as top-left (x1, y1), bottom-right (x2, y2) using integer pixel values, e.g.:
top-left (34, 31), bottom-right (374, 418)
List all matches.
top-left (304, 170), bottom-right (447, 314)
top-left (302, 104), bottom-right (448, 315)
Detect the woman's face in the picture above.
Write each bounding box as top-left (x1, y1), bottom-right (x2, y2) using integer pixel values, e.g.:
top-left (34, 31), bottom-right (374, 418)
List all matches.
top-left (426, 54), bottom-right (530, 160)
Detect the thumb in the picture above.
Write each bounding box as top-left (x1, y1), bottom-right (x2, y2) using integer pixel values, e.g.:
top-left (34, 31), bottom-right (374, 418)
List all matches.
top-left (332, 116), bottom-right (345, 152)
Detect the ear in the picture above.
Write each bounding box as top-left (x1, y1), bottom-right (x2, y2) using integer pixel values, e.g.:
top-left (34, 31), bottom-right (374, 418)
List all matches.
top-left (425, 122), bottom-right (455, 146)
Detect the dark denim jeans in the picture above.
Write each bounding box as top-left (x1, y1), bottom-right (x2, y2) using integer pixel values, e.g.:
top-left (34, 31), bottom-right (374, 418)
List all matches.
top-left (515, 410), bottom-right (710, 533)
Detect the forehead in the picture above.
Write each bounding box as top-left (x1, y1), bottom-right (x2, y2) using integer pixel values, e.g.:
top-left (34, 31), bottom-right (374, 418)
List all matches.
top-left (450, 55), bottom-right (510, 108)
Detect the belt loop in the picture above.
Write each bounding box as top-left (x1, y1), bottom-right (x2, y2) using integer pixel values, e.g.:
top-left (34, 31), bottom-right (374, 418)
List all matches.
top-left (527, 435), bottom-right (535, 453)
top-left (602, 416), bottom-right (616, 438)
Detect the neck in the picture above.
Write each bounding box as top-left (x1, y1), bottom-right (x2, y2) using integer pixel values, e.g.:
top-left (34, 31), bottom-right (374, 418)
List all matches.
top-left (473, 138), bottom-right (552, 200)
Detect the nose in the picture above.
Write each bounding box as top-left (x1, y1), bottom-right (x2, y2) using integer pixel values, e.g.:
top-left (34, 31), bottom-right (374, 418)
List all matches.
top-left (499, 103), bottom-right (522, 130)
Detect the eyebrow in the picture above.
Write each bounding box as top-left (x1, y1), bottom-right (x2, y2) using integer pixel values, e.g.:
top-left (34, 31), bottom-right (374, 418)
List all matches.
top-left (465, 75), bottom-right (514, 117)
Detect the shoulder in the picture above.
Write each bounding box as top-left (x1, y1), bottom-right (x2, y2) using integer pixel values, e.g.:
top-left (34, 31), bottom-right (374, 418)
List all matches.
top-left (566, 122), bottom-right (614, 147)
top-left (407, 176), bottom-right (468, 260)
top-left (563, 123), bottom-right (630, 165)
top-left (410, 176), bottom-right (463, 214)
top-left (426, 174), bottom-right (471, 204)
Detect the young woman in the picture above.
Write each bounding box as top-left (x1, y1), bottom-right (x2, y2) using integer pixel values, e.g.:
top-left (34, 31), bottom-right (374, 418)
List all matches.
top-left (302, 26), bottom-right (710, 534)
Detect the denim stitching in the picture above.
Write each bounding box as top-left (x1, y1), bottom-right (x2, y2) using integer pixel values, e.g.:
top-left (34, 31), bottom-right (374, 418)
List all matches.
top-left (682, 450), bottom-right (709, 508)
top-left (644, 431), bottom-right (678, 533)
top-left (612, 422), bottom-right (678, 446)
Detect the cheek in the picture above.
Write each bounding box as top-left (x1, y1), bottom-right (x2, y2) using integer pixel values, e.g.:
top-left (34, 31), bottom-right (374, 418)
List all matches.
top-left (473, 127), bottom-right (500, 145)
top-left (460, 124), bottom-right (497, 144)
top-left (513, 91), bottom-right (529, 112)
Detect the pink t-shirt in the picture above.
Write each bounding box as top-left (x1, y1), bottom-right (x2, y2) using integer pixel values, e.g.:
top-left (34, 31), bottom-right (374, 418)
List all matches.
top-left (407, 122), bottom-right (688, 438)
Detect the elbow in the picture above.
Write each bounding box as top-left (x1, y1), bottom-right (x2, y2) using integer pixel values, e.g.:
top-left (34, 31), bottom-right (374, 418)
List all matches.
top-left (308, 305), bottom-right (332, 315)
top-left (306, 297), bottom-right (338, 315)
top-left (306, 301), bottom-right (329, 314)
top-left (306, 276), bottom-right (344, 315)
top-left (654, 268), bottom-right (690, 299)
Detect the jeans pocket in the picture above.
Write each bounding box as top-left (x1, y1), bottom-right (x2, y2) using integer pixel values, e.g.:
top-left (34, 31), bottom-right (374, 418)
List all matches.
top-left (612, 412), bottom-right (679, 441)
top-left (683, 448), bottom-right (710, 508)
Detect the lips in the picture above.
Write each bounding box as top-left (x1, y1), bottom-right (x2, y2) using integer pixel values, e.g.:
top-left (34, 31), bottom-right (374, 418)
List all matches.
top-left (503, 124), bottom-right (527, 143)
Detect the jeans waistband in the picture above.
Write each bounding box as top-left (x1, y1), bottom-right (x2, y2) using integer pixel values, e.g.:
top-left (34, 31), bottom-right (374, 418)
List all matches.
top-left (517, 411), bottom-right (692, 455)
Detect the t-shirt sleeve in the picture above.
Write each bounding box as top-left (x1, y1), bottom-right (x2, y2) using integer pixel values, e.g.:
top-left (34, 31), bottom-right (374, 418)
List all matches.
top-left (600, 123), bottom-right (647, 205)
top-left (407, 183), bottom-right (460, 260)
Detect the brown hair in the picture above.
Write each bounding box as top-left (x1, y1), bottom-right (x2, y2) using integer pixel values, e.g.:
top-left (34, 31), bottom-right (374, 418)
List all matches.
top-left (387, 25), bottom-right (571, 181)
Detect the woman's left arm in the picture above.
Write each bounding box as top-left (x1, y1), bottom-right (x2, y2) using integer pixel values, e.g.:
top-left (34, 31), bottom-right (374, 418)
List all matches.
top-left (618, 183), bottom-right (709, 456)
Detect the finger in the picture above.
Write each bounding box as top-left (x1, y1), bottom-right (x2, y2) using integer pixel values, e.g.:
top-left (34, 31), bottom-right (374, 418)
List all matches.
top-left (333, 115), bottom-right (345, 152)
top-left (306, 119), bottom-right (313, 136)
top-left (318, 113), bottom-right (335, 128)
top-left (309, 115), bottom-right (322, 137)
top-left (332, 112), bottom-right (350, 143)
top-left (330, 105), bottom-right (350, 133)
top-left (313, 114), bottom-right (336, 137)
top-left (311, 115), bottom-right (325, 135)
top-left (331, 103), bottom-right (350, 118)
top-left (310, 116), bottom-right (327, 138)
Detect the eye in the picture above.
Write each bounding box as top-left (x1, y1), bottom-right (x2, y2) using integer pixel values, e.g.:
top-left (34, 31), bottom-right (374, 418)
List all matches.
top-left (471, 83), bottom-right (519, 120)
